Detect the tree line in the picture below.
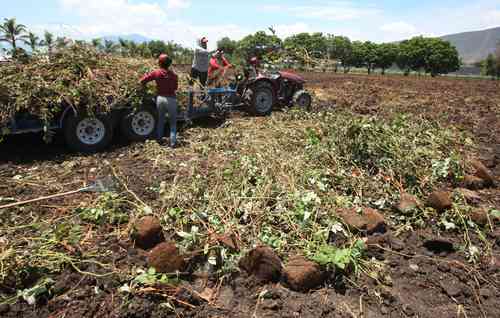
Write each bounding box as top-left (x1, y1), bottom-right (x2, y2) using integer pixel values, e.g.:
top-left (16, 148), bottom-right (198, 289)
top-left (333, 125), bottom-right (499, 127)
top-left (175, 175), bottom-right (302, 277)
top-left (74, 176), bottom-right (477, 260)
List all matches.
top-left (2, 17), bottom-right (463, 77)
top-left (217, 31), bottom-right (462, 77)
top-left (0, 18), bottom-right (194, 63)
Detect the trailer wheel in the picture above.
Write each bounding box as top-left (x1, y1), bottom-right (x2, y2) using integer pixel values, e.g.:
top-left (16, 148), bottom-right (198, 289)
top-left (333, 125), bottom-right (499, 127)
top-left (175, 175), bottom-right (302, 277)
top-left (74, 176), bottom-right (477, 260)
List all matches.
top-left (247, 82), bottom-right (275, 116)
top-left (293, 90), bottom-right (312, 111)
top-left (64, 114), bottom-right (113, 153)
top-left (120, 106), bottom-right (158, 142)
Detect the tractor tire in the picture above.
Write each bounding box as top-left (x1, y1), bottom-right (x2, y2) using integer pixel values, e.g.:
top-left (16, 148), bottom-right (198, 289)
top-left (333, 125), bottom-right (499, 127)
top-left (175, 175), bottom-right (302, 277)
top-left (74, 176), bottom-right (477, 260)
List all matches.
top-left (120, 106), bottom-right (158, 142)
top-left (63, 113), bottom-right (114, 153)
top-left (247, 82), bottom-right (275, 116)
top-left (293, 90), bottom-right (312, 111)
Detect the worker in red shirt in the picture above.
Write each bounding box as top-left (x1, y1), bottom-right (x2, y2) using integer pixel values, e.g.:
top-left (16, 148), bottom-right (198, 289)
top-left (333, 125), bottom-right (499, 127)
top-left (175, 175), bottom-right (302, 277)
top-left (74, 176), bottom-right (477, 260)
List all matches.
top-left (208, 50), bottom-right (232, 86)
top-left (139, 54), bottom-right (179, 147)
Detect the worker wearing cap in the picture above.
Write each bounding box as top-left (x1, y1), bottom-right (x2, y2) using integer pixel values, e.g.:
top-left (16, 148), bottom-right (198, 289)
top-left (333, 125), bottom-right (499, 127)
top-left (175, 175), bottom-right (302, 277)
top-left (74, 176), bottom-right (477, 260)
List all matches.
top-left (208, 50), bottom-right (232, 86)
top-left (139, 54), bottom-right (179, 148)
top-left (248, 57), bottom-right (260, 78)
top-left (191, 37), bottom-right (209, 86)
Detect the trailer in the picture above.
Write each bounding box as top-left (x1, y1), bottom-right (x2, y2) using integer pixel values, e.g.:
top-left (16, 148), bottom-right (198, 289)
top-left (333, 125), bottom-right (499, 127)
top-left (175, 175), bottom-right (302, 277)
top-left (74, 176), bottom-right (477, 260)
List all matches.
top-left (0, 86), bottom-right (245, 153)
top-left (1, 69), bottom-right (312, 153)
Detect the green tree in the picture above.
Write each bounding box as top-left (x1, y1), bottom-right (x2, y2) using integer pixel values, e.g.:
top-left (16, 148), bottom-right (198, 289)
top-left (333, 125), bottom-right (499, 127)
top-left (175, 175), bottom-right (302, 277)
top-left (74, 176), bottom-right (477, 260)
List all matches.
top-left (237, 31), bottom-right (282, 60)
top-left (0, 18), bottom-right (28, 57)
top-left (343, 41), bottom-right (365, 72)
top-left (91, 38), bottom-right (103, 51)
top-left (118, 38), bottom-right (129, 56)
top-left (423, 38), bottom-right (460, 76)
top-left (147, 40), bottom-right (168, 57)
top-left (376, 43), bottom-right (398, 75)
top-left (41, 31), bottom-right (55, 56)
top-left (25, 32), bottom-right (40, 53)
top-left (103, 40), bottom-right (117, 54)
top-left (362, 41), bottom-right (378, 74)
top-left (495, 42), bottom-right (500, 79)
top-left (484, 54), bottom-right (496, 79)
top-left (284, 32), bottom-right (327, 59)
top-left (217, 37), bottom-right (238, 55)
top-left (327, 35), bottom-right (352, 73)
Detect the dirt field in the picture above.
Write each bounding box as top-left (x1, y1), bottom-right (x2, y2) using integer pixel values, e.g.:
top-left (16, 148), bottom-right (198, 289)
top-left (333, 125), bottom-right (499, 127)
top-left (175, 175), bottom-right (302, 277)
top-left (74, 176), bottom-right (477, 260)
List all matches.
top-left (1, 72), bottom-right (499, 317)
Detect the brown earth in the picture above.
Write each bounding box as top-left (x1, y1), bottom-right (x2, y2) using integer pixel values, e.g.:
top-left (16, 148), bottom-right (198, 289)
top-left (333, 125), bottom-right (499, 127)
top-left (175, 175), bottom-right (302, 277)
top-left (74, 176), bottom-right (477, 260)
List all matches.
top-left (1, 72), bottom-right (499, 317)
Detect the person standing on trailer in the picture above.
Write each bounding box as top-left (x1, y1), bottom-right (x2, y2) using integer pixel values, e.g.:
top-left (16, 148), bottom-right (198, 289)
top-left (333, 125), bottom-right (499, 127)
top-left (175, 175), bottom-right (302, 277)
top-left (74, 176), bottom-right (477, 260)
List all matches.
top-left (208, 50), bottom-right (232, 86)
top-left (191, 37), bottom-right (209, 86)
top-left (139, 54), bottom-right (179, 148)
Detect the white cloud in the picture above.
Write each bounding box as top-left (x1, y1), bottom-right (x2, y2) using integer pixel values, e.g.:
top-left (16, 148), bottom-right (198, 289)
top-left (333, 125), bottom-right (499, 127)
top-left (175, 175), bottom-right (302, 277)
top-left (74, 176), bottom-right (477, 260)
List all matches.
top-left (380, 22), bottom-right (417, 35)
top-left (261, 2), bottom-right (381, 21)
top-left (166, 0), bottom-right (191, 10)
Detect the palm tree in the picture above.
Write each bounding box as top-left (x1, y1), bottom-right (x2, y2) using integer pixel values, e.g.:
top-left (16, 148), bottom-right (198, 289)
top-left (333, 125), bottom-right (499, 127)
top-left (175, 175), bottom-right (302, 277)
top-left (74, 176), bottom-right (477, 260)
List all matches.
top-left (25, 32), bottom-right (40, 53)
top-left (91, 38), bottom-right (102, 51)
top-left (118, 38), bottom-right (129, 56)
top-left (0, 18), bottom-right (28, 57)
top-left (104, 39), bottom-right (117, 54)
top-left (41, 31), bottom-right (55, 56)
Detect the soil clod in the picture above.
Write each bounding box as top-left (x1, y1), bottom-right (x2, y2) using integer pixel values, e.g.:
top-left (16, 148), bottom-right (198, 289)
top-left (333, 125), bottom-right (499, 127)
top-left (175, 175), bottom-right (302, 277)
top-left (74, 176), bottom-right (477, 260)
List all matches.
top-left (427, 191), bottom-right (453, 212)
top-left (148, 242), bottom-right (186, 273)
top-left (283, 256), bottom-right (325, 292)
top-left (238, 246), bottom-right (283, 283)
top-left (471, 159), bottom-right (495, 186)
top-left (131, 216), bottom-right (164, 250)
top-left (395, 193), bottom-right (421, 214)
top-left (337, 207), bottom-right (386, 235)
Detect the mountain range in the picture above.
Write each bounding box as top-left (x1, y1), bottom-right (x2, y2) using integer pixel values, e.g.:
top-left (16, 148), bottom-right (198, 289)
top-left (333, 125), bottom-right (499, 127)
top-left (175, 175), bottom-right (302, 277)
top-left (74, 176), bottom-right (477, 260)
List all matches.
top-left (441, 26), bottom-right (500, 64)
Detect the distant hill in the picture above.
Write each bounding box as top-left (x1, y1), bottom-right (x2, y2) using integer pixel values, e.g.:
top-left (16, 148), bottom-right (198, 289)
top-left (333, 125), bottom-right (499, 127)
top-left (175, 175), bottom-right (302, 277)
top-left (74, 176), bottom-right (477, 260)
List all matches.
top-left (101, 34), bottom-right (152, 44)
top-left (441, 26), bottom-right (500, 64)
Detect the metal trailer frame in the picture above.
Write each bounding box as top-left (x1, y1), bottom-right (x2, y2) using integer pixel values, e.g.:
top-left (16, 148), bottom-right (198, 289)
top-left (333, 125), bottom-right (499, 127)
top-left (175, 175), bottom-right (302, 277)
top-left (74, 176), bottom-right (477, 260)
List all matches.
top-left (1, 85), bottom-right (244, 138)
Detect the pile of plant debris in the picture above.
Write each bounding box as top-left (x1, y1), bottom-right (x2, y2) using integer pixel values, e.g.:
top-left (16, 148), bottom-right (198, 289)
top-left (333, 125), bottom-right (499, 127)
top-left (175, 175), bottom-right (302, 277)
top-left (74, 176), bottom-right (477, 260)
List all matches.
top-left (0, 45), bottom-right (157, 127)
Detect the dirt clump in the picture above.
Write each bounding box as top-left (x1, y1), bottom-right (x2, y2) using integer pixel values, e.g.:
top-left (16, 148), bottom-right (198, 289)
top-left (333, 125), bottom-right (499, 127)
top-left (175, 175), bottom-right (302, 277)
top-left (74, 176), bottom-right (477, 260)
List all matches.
top-left (238, 246), bottom-right (283, 283)
top-left (395, 193), bottom-right (421, 214)
top-left (336, 207), bottom-right (386, 235)
top-left (471, 159), bottom-right (495, 186)
top-left (462, 175), bottom-right (487, 190)
top-left (427, 191), bottom-right (453, 212)
top-left (131, 216), bottom-right (164, 250)
top-left (283, 256), bottom-right (325, 292)
top-left (148, 242), bottom-right (186, 273)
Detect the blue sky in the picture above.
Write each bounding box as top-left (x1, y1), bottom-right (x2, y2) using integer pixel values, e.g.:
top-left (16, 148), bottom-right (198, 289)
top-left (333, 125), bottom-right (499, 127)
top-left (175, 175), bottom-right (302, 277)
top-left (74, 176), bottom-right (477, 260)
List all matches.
top-left (1, 0), bottom-right (499, 48)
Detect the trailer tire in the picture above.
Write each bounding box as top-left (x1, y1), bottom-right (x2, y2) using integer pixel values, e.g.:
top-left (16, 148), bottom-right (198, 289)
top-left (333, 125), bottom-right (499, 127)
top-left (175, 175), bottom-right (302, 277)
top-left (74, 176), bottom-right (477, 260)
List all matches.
top-left (64, 113), bottom-right (114, 153)
top-left (293, 90), bottom-right (312, 111)
top-left (247, 82), bottom-right (275, 116)
top-left (120, 106), bottom-right (158, 142)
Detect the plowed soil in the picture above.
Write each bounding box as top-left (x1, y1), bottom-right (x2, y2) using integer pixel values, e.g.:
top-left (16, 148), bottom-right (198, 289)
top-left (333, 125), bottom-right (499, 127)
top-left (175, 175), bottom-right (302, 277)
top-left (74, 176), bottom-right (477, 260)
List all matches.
top-left (1, 72), bottom-right (499, 318)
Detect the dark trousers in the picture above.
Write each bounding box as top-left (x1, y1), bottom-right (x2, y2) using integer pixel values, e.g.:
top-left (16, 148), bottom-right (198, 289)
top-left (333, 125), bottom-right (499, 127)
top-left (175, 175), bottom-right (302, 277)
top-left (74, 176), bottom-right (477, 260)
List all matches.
top-left (191, 68), bottom-right (208, 87)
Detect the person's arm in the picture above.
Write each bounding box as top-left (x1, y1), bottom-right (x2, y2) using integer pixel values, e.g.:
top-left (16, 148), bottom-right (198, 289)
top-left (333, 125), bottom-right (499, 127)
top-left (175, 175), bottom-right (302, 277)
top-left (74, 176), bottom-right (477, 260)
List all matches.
top-left (221, 56), bottom-right (232, 68)
top-left (139, 70), bottom-right (158, 85)
top-left (209, 58), bottom-right (220, 70)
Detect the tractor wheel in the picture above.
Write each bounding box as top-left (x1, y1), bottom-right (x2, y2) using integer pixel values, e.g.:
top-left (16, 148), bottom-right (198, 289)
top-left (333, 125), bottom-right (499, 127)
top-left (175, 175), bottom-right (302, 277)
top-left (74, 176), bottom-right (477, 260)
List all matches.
top-left (120, 106), bottom-right (158, 142)
top-left (293, 90), bottom-right (312, 111)
top-left (247, 82), bottom-right (275, 116)
top-left (63, 113), bottom-right (114, 153)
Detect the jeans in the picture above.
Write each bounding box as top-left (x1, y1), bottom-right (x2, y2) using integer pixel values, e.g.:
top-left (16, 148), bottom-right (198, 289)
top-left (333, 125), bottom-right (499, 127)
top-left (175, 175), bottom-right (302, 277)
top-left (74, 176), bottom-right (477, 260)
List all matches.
top-left (156, 96), bottom-right (177, 146)
top-left (190, 68), bottom-right (208, 87)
